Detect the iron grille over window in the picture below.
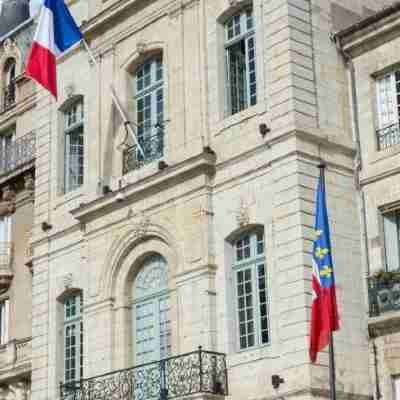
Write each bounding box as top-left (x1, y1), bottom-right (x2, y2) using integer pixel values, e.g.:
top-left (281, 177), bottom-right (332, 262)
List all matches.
top-left (225, 8), bottom-right (257, 116)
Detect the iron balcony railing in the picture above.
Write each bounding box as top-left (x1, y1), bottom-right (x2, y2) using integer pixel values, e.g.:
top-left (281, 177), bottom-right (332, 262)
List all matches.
top-left (368, 274), bottom-right (400, 317)
top-left (123, 129), bottom-right (164, 175)
top-left (60, 348), bottom-right (228, 400)
top-left (3, 82), bottom-right (16, 112)
top-left (376, 123), bottom-right (400, 150)
top-left (0, 131), bottom-right (35, 176)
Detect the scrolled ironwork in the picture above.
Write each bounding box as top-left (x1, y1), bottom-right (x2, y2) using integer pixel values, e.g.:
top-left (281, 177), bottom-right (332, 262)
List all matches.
top-left (368, 274), bottom-right (400, 317)
top-left (60, 348), bottom-right (228, 400)
top-left (0, 131), bottom-right (35, 176)
top-left (376, 122), bottom-right (400, 150)
top-left (3, 82), bottom-right (16, 112)
top-left (123, 128), bottom-right (164, 174)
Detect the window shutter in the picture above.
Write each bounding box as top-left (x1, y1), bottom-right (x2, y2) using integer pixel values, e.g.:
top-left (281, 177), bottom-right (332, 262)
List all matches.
top-left (384, 212), bottom-right (400, 271)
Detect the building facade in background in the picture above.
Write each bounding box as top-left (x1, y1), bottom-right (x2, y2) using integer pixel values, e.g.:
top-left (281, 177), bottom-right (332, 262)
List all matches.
top-left (0, 1), bottom-right (36, 399)
top-left (335, 5), bottom-right (400, 400)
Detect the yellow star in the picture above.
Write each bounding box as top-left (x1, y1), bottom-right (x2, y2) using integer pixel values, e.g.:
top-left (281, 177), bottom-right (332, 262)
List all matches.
top-left (320, 265), bottom-right (333, 278)
top-left (315, 247), bottom-right (329, 260)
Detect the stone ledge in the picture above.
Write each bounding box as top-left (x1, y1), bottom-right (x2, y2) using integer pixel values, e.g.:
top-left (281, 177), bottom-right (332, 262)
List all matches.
top-left (368, 312), bottom-right (400, 338)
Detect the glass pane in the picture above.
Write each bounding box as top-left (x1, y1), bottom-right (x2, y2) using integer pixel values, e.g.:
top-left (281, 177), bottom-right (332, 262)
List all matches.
top-left (384, 212), bottom-right (400, 272)
top-left (227, 40), bottom-right (248, 115)
top-left (65, 127), bottom-right (84, 192)
top-left (236, 267), bottom-right (255, 349)
top-left (257, 263), bottom-right (269, 344)
top-left (377, 74), bottom-right (396, 128)
top-left (247, 36), bottom-right (257, 106)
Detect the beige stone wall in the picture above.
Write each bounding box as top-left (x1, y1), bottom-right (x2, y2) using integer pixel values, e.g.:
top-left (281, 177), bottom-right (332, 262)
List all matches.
top-left (29, 1), bottom-right (398, 400)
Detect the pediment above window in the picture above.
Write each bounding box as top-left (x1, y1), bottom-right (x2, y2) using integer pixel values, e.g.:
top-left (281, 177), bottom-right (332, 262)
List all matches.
top-left (58, 93), bottom-right (84, 112)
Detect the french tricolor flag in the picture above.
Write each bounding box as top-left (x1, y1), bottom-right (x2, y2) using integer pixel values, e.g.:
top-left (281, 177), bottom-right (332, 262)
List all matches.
top-left (25, 0), bottom-right (82, 98)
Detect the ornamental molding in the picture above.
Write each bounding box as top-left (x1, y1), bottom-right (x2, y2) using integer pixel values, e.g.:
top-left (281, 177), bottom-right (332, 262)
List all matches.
top-left (130, 212), bottom-right (151, 239)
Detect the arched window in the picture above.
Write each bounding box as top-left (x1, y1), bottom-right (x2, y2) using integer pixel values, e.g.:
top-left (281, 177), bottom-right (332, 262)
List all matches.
top-left (224, 7), bottom-right (256, 115)
top-left (3, 58), bottom-right (16, 111)
top-left (232, 229), bottom-right (268, 350)
top-left (133, 254), bottom-right (171, 364)
top-left (124, 57), bottom-right (164, 173)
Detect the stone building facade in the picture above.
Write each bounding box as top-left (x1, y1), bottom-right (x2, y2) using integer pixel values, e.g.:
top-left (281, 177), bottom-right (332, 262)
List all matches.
top-left (0, 3), bottom-right (37, 400)
top-left (28, 1), bottom-right (397, 400)
top-left (334, 4), bottom-right (400, 400)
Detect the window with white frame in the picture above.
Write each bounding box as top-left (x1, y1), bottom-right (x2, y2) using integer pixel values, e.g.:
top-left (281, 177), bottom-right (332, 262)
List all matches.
top-left (225, 8), bottom-right (256, 116)
top-left (376, 71), bottom-right (400, 149)
top-left (383, 209), bottom-right (400, 272)
top-left (63, 293), bottom-right (83, 384)
top-left (0, 299), bottom-right (9, 345)
top-left (64, 101), bottom-right (84, 193)
top-left (135, 57), bottom-right (164, 162)
top-left (233, 230), bottom-right (269, 350)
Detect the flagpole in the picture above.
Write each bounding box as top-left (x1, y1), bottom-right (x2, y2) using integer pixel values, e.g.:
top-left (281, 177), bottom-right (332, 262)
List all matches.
top-left (319, 162), bottom-right (337, 400)
top-left (81, 39), bottom-right (146, 159)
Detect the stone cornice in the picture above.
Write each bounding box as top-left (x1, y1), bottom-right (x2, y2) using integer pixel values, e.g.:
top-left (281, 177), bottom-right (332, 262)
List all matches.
top-left (265, 387), bottom-right (372, 400)
top-left (368, 313), bottom-right (400, 338)
top-left (360, 164), bottom-right (400, 186)
top-left (70, 149), bottom-right (216, 224)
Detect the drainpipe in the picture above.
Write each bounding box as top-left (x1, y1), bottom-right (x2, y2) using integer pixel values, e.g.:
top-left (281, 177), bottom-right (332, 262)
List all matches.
top-left (331, 35), bottom-right (371, 276)
top-left (332, 33), bottom-right (379, 398)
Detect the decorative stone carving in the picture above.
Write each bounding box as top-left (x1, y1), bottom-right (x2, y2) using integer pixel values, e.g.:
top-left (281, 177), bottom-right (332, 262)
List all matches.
top-left (63, 273), bottom-right (74, 289)
top-left (65, 83), bottom-right (75, 98)
top-left (3, 38), bottom-right (16, 53)
top-left (23, 173), bottom-right (34, 191)
top-left (228, 0), bottom-right (238, 5)
top-left (236, 198), bottom-right (250, 227)
top-left (131, 213), bottom-right (151, 239)
top-left (136, 40), bottom-right (147, 55)
top-left (0, 185), bottom-right (16, 217)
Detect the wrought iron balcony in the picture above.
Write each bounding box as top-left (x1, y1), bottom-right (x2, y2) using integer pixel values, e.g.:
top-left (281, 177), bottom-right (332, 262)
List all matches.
top-left (0, 131), bottom-right (35, 176)
top-left (368, 273), bottom-right (400, 317)
top-left (3, 82), bottom-right (16, 112)
top-left (60, 348), bottom-right (228, 400)
top-left (376, 123), bottom-right (400, 150)
top-left (123, 129), bottom-right (164, 175)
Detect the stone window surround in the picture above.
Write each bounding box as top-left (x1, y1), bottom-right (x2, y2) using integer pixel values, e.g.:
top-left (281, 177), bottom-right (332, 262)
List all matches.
top-left (213, 0), bottom-right (266, 130)
top-left (100, 228), bottom-right (178, 370)
top-left (116, 43), bottom-right (169, 181)
top-left (57, 287), bottom-right (83, 386)
top-left (379, 203), bottom-right (400, 273)
top-left (225, 223), bottom-right (270, 353)
top-left (55, 94), bottom-right (86, 202)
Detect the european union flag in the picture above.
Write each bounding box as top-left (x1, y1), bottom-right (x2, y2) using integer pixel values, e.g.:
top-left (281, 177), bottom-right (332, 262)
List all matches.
top-left (309, 166), bottom-right (340, 363)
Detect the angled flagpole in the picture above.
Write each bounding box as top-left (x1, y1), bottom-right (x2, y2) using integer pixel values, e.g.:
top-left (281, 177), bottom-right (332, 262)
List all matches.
top-left (81, 40), bottom-right (145, 159)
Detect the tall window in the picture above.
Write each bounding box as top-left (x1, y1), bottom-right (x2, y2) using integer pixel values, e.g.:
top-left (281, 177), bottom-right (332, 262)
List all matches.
top-left (393, 376), bottom-right (400, 400)
top-left (0, 299), bottom-right (9, 345)
top-left (0, 126), bottom-right (15, 174)
top-left (225, 8), bottom-right (256, 116)
top-left (383, 210), bottom-right (400, 271)
top-left (135, 58), bottom-right (164, 163)
top-left (133, 254), bottom-right (171, 364)
top-left (63, 293), bottom-right (83, 384)
top-left (64, 101), bottom-right (84, 193)
top-left (376, 71), bottom-right (400, 149)
top-left (233, 230), bottom-right (268, 350)
top-left (3, 58), bottom-right (16, 111)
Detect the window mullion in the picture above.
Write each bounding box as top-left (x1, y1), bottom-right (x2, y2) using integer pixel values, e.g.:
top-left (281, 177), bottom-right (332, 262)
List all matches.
top-left (252, 263), bottom-right (260, 346)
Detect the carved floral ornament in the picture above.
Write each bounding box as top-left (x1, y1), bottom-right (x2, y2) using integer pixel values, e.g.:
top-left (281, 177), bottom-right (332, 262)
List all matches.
top-left (3, 38), bottom-right (16, 54)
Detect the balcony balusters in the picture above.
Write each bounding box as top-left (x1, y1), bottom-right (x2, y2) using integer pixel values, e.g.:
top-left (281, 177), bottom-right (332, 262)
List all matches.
top-left (123, 129), bottom-right (164, 175)
top-left (60, 348), bottom-right (228, 400)
top-left (376, 123), bottom-right (400, 150)
top-left (0, 131), bottom-right (35, 176)
top-left (368, 274), bottom-right (400, 317)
